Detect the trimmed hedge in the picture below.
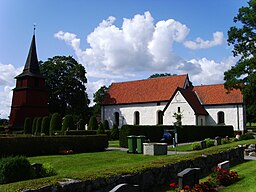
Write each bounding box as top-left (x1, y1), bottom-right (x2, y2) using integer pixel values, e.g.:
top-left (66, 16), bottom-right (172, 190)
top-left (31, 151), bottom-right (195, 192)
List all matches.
top-left (88, 116), bottom-right (98, 130)
top-left (49, 113), bottom-right (62, 135)
top-left (23, 117), bottom-right (32, 134)
top-left (62, 115), bottom-right (74, 133)
top-left (65, 130), bottom-right (97, 135)
top-left (120, 125), bottom-right (165, 148)
top-left (41, 116), bottom-right (51, 135)
top-left (0, 135), bottom-right (108, 157)
top-left (119, 125), bottom-right (234, 147)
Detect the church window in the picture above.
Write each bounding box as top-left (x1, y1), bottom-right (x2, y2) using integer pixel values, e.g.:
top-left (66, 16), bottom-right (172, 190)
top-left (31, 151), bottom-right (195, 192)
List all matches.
top-left (217, 111), bottom-right (225, 124)
top-left (134, 111), bottom-right (140, 125)
top-left (157, 110), bottom-right (163, 125)
top-left (114, 112), bottom-right (119, 126)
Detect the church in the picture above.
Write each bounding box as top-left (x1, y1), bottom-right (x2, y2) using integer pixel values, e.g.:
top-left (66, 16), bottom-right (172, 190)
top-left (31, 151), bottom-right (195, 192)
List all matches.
top-left (101, 74), bottom-right (245, 131)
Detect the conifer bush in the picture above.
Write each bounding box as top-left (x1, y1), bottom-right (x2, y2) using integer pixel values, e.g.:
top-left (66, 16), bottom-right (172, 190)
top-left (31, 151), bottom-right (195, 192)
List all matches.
top-left (88, 116), bottom-right (98, 130)
top-left (97, 122), bottom-right (105, 134)
top-left (23, 117), bottom-right (32, 134)
top-left (62, 115), bottom-right (74, 133)
top-left (49, 113), bottom-right (62, 135)
top-left (35, 117), bottom-right (42, 135)
top-left (32, 117), bottom-right (37, 135)
top-left (41, 116), bottom-right (51, 135)
top-left (77, 118), bottom-right (85, 130)
top-left (111, 124), bottom-right (119, 140)
top-left (103, 120), bottom-right (110, 130)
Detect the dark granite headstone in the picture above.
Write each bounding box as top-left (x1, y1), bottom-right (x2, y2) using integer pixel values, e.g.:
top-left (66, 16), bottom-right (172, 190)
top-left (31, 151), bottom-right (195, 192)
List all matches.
top-left (177, 168), bottom-right (200, 190)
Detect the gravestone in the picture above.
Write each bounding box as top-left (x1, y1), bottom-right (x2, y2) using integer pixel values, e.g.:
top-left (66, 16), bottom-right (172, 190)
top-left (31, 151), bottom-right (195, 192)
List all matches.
top-left (214, 136), bottom-right (221, 146)
top-left (177, 168), bottom-right (200, 190)
top-left (200, 140), bottom-right (206, 149)
top-left (109, 183), bottom-right (140, 192)
top-left (218, 160), bottom-right (230, 171)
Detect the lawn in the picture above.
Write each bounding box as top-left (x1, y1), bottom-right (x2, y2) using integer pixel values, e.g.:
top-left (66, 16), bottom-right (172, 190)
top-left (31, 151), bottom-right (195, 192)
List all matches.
top-left (1, 139), bottom-right (256, 192)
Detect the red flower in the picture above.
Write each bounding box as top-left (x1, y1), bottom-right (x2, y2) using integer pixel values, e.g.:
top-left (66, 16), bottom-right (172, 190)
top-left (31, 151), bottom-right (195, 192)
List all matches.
top-left (169, 182), bottom-right (177, 188)
top-left (184, 185), bottom-right (190, 189)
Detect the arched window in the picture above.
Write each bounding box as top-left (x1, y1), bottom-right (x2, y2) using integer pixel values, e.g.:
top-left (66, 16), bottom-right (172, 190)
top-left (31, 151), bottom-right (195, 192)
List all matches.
top-left (114, 112), bottom-right (119, 126)
top-left (217, 111), bottom-right (225, 124)
top-left (134, 111), bottom-right (140, 125)
top-left (157, 110), bottom-right (163, 125)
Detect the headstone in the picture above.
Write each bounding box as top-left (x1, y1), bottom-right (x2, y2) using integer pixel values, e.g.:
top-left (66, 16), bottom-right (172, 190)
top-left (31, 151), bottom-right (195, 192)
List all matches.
top-left (109, 183), bottom-right (140, 192)
top-left (143, 143), bottom-right (167, 156)
top-left (200, 140), bottom-right (206, 149)
top-left (177, 168), bottom-right (200, 190)
top-left (214, 136), bottom-right (221, 146)
top-left (218, 160), bottom-right (230, 171)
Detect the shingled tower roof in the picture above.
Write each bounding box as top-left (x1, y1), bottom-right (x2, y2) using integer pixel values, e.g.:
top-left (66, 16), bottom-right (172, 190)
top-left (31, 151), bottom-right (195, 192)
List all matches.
top-left (16, 34), bottom-right (43, 78)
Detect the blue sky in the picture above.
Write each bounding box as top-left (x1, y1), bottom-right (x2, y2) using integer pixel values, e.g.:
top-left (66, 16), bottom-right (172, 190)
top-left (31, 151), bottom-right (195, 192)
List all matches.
top-left (0, 0), bottom-right (247, 118)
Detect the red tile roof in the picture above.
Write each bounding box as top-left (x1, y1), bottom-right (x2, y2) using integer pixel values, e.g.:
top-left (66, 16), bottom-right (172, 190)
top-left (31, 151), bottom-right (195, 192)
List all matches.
top-left (103, 75), bottom-right (188, 105)
top-left (193, 84), bottom-right (243, 105)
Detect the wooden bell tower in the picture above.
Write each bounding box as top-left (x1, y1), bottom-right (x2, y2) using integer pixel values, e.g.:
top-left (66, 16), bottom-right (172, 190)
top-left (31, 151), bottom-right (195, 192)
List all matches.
top-left (9, 34), bottom-right (48, 130)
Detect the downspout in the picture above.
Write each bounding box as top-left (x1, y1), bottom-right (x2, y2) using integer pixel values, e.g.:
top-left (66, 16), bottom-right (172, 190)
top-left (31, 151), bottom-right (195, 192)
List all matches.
top-left (237, 104), bottom-right (240, 131)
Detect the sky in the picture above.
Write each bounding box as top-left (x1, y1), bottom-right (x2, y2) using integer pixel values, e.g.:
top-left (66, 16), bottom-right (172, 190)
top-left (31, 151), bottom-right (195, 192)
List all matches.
top-left (0, 0), bottom-right (248, 119)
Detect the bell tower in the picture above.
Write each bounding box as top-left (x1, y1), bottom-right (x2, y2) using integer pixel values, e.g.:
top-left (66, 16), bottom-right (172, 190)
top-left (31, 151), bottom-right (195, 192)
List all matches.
top-left (9, 33), bottom-right (48, 130)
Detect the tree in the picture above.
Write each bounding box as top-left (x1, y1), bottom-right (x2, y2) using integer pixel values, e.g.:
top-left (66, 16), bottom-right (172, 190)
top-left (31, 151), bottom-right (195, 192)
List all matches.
top-left (35, 117), bottom-right (42, 136)
top-left (103, 120), bottom-right (110, 130)
top-left (32, 118), bottom-right (37, 135)
top-left (111, 124), bottom-right (119, 140)
top-left (97, 122), bottom-right (105, 134)
top-left (62, 115), bottom-right (74, 133)
top-left (49, 113), bottom-right (62, 135)
top-left (148, 73), bottom-right (176, 79)
top-left (224, 0), bottom-right (256, 123)
top-left (88, 116), bottom-right (98, 130)
top-left (39, 56), bottom-right (90, 119)
top-left (41, 116), bottom-right (50, 135)
top-left (23, 117), bottom-right (32, 134)
top-left (93, 86), bottom-right (108, 116)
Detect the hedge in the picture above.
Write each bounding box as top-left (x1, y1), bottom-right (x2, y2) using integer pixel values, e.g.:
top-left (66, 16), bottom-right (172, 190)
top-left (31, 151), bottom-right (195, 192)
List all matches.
top-left (65, 130), bottom-right (97, 135)
top-left (0, 135), bottom-right (108, 157)
top-left (119, 125), bottom-right (234, 147)
top-left (119, 125), bottom-right (165, 148)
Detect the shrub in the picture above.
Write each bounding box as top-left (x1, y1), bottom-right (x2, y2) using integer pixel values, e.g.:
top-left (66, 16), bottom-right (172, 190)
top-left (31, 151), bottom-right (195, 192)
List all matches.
top-left (49, 113), bottom-right (62, 135)
top-left (33, 163), bottom-right (57, 178)
top-left (77, 119), bottom-right (85, 130)
top-left (41, 116), bottom-right (51, 135)
top-left (205, 138), bottom-right (215, 148)
top-left (103, 120), bottom-right (110, 130)
top-left (97, 122), bottom-right (105, 134)
top-left (0, 156), bottom-right (33, 184)
top-left (62, 115), bottom-right (74, 133)
top-left (88, 116), bottom-right (98, 130)
top-left (35, 117), bottom-right (42, 135)
top-left (240, 132), bottom-right (255, 140)
top-left (111, 124), bottom-right (119, 140)
top-left (32, 117), bottom-right (37, 135)
top-left (23, 117), bottom-right (32, 134)
top-left (211, 167), bottom-right (239, 186)
top-left (192, 142), bottom-right (201, 150)
top-left (65, 130), bottom-right (97, 135)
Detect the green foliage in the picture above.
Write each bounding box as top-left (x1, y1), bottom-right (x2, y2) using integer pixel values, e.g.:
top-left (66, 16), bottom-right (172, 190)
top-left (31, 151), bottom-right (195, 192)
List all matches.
top-left (240, 132), bottom-right (255, 140)
top-left (97, 122), bottom-right (105, 134)
top-left (65, 130), bottom-right (97, 135)
top-left (205, 138), bottom-right (215, 148)
top-left (0, 156), bottom-right (33, 184)
top-left (148, 73), bottom-right (175, 79)
top-left (41, 116), bottom-right (51, 135)
top-left (33, 163), bottom-right (57, 178)
top-left (192, 142), bottom-right (201, 150)
top-left (23, 117), bottom-right (32, 134)
top-left (119, 125), bottom-right (165, 148)
top-left (111, 124), bottom-right (119, 140)
top-left (49, 113), bottom-right (62, 135)
top-left (93, 86), bottom-right (108, 116)
top-left (62, 115), bottom-right (74, 133)
top-left (0, 135), bottom-right (108, 157)
top-left (103, 120), bottom-right (110, 130)
top-left (225, 0), bottom-right (256, 123)
top-left (88, 116), bottom-right (98, 130)
top-left (39, 56), bottom-right (90, 117)
top-left (77, 118), bottom-right (85, 130)
top-left (32, 118), bottom-right (37, 135)
top-left (35, 117), bottom-right (42, 135)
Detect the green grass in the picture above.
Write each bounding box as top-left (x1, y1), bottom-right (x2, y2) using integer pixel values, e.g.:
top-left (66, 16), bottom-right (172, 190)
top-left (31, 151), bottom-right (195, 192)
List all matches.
top-left (168, 143), bottom-right (193, 151)
top-left (1, 138), bottom-right (256, 192)
top-left (108, 140), bottom-right (120, 147)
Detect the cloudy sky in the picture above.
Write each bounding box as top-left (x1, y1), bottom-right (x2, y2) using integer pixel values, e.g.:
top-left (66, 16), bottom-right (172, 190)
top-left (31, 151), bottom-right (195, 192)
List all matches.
top-left (0, 0), bottom-right (247, 119)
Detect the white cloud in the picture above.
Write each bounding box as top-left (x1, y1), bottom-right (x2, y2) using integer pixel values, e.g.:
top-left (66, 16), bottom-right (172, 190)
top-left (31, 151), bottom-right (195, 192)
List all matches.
top-left (184, 31), bottom-right (224, 50)
top-left (189, 56), bottom-right (238, 85)
top-left (0, 63), bottom-right (22, 119)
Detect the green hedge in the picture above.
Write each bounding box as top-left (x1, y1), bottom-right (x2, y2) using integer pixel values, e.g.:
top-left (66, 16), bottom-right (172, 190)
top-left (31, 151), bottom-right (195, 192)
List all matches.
top-left (119, 125), bottom-right (234, 147)
top-left (65, 130), bottom-right (97, 135)
top-left (0, 135), bottom-right (108, 157)
top-left (119, 125), bottom-right (165, 148)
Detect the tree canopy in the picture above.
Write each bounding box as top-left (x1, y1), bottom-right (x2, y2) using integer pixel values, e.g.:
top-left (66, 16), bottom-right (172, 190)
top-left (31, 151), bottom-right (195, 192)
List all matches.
top-left (40, 56), bottom-right (90, 119)
top-left (93, 86), bottom-right (108, 116)
top-left (224, 0), bottom-right (256, 123)
top-left (149, 73), bottom-right (176, 79)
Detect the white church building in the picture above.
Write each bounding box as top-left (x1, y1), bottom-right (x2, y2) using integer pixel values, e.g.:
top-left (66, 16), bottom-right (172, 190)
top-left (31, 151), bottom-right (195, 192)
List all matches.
top-left (101, 74), bottom-right (245, 131)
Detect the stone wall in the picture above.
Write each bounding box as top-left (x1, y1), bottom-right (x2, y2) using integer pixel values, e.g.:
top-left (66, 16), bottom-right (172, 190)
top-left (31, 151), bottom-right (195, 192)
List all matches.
top-left (23, 147), bottom-right (244, 192)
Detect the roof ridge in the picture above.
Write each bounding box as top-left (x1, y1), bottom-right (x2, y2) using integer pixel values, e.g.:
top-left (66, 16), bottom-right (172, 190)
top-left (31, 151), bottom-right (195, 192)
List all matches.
top-left (194, 83), bottom-right (224, 87)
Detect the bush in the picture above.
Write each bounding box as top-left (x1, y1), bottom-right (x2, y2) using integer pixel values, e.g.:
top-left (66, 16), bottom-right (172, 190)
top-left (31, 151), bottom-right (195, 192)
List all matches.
top-left (192, 142), bottom-right (201, 150)
top-left (103, 120), bottom-right (110, 130)
top-left (119, 125), bottom-right (165, 148)
top-left (111, 124), bottom-right (119, 140)
top-left (205, 138), bottom-right (215, 148)
top-left (97, 122), bottom-right (105, 134)
top-left (65, 130), bottom-right (97, 135)
top-left (77, 119), bottom-right (85, 130)
top-left (32, 117), bottom-right (37, 135)
top-left (49, 113), bottom-right (62, 135)
top-left (88, 116), bottom-right (98, 130)
top-left (0, 156), bottom-right (33, 184)
top-left (41, 116), bottom-right (51, 135)
top-left (23, 117), bottom-right (32, 134)
top-left (62, 115), bottom-right (74, 133)
top-left (35, 117), bottom-right (42, 135)
top-left (240, 132), bottom-right (255, 140)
